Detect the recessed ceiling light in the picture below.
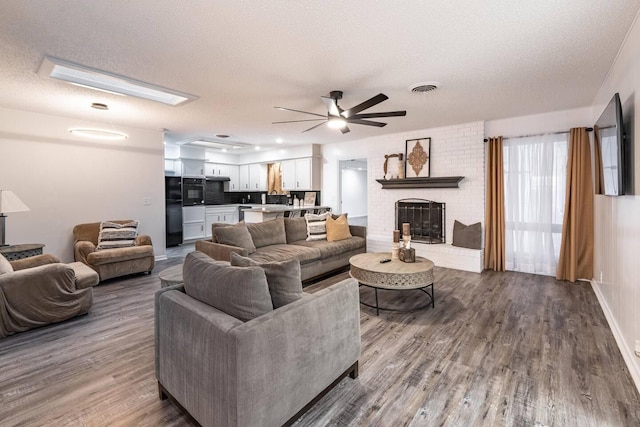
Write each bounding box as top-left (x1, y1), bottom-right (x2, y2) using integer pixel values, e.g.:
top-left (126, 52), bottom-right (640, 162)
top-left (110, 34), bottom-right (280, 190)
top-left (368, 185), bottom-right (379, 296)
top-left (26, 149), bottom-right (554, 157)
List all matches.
top-left (216, 134), bottom-right (230, 138)
top-left (91, 102), bottom-right (109, 110)
top-left (276, 138), bottom-right (283, 144)
top-left (222, 148), bottom-right (228, 153)
top-left (69, 128), bottom-right (128, 140)
top-left (39, 56), bottom-right (198, 106)
top-left (254, 146), bottom-right (260, 150)
top-left (408, 81), bottom-right (440, 93)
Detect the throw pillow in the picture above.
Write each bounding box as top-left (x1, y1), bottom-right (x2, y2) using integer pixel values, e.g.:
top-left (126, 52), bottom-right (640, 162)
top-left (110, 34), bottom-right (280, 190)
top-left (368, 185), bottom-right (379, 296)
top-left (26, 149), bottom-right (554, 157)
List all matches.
top-left (210, 222), bottom-right (239, 243)
top-left (284, 217), bottom-right (308, 243)
top-left (230, 252), bottom-right (303, 309)
top-left (183, 251), bottom-right (273, 322)
top-left (305, 212), bottom-right (331, 241)
top-left (326, 214), bottom-right (352, 242)
top-left (452, 220), bottom-right (482, 249)
top-left (96, 220), bottom-right (139, 250)
top-left (246, 218), bottom-right (287, 249)
top-left (214, 221), bottom-right (256, 254)
top-left (0, 253), bottom-right (13, 275)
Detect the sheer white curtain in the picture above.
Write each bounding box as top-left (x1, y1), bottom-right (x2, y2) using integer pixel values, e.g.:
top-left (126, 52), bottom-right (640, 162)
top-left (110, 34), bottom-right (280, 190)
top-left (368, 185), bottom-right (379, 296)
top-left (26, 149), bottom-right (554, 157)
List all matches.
top-left (504, 133), bottom-right (568, 275)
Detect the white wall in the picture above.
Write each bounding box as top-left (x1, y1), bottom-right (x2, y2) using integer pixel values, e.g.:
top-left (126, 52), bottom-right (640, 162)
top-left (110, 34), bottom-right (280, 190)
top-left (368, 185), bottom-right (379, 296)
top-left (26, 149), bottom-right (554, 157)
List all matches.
top-left (0, 107), bottom-right (165, 262)
top-left (590, 11), bottom-right (640, 391)
top-left (340, 167), bottom-right (367, 217)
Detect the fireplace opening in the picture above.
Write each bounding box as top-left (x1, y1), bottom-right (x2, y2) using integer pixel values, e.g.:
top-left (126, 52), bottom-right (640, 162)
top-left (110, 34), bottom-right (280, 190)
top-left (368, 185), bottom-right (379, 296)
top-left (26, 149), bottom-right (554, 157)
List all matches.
top-left (395, 198), bottom-right (445, 244)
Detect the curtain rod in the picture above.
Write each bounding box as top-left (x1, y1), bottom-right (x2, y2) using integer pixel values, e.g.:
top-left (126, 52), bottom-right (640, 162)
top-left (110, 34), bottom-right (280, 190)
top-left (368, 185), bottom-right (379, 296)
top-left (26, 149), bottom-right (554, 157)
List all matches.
top-left (483, 127), bottom-right (593, 142)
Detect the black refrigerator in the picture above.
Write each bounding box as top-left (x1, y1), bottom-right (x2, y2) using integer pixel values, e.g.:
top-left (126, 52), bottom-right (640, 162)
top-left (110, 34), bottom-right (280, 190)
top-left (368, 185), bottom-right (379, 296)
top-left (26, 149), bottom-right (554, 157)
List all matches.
top-left (165, 177), bottom-right (183, 247)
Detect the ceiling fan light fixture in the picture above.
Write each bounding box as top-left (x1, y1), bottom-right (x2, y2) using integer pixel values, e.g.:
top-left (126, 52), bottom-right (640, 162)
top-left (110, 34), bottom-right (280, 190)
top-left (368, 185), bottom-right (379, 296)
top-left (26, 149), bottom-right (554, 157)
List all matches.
top-left (327, 117), bottom-right (347, 129)
top-left (408, 81), bottom-right (440, 93)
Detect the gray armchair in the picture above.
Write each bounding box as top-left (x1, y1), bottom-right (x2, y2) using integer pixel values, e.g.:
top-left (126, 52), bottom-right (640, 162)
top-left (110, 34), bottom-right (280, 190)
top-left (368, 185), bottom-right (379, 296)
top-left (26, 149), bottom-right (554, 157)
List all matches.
top-left (155, 276), bottom-right (361, 427)
top-left (0, 254), bottom-right (99, 338)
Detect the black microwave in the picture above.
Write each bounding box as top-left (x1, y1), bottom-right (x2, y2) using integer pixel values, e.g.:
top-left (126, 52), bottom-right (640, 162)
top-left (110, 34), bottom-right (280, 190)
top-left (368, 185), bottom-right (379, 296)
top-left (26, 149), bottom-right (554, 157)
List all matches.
top-left (182, 178), bottom-right (205, 206)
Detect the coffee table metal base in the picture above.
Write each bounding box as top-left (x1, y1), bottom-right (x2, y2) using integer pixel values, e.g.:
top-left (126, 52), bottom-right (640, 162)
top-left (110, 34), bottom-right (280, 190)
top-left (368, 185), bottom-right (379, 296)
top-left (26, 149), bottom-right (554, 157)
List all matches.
top-left (358, 283), bottom-right (434, 315)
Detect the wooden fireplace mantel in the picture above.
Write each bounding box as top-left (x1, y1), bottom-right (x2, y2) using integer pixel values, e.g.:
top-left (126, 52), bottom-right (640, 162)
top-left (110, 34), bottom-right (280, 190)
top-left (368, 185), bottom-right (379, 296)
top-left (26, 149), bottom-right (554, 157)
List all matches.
top-left (376, 176), bottom-right (465, 189)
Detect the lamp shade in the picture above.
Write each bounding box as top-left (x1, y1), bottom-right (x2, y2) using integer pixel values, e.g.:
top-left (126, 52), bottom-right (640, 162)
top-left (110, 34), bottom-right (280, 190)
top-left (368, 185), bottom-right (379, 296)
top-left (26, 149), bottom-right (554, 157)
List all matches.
top-left (0, 190), bottom-right (30, 214)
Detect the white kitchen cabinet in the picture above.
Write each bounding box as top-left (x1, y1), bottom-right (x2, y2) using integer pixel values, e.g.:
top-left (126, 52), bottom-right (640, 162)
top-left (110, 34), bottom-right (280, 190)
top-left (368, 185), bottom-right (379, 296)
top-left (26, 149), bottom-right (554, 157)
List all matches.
top-left (282, 158), bottom-right (312, 190)
top-left (239, 165), bottom-right (250, 190)
top-left (164, 159), bottom-right (181, 176)
top-left (249, 163), bottom-right (267, 191)
top-left (182, 205), bottom-right (205, 241)
top-left (182, 159), bottom-right (205, 177)
top-left (227, 165), bottom-right (240, 191)
top-left (205, 163), bottom-right (231, 177)
top-left (205, 206), bottom-right (238, 237)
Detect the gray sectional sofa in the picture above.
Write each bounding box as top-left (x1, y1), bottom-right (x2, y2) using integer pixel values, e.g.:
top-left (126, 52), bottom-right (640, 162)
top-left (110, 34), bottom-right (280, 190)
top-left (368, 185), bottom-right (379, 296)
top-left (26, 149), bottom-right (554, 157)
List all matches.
top-left (195, 216), bottom-right (366, 283)
top-left (155, 251), bottom-right (361, 427)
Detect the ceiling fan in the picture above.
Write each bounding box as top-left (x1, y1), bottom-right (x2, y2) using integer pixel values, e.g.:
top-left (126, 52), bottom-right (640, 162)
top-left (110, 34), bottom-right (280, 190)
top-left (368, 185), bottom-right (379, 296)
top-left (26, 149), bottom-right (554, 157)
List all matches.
top-left (273, 90), bottom-right (406, 134)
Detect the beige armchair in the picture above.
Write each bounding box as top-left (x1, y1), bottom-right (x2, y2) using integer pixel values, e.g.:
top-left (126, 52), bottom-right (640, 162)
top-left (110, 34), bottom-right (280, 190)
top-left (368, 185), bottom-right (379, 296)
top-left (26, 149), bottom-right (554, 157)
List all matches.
top-left (73, 220), bottom-right (155, 281)
top-left (0, 253), bottom-right (99, 338)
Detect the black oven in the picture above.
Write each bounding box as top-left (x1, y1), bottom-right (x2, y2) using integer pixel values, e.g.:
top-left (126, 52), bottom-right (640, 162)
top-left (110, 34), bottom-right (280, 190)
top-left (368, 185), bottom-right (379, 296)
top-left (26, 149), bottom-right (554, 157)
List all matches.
top-left (182, 178), bottom-right (205, 206)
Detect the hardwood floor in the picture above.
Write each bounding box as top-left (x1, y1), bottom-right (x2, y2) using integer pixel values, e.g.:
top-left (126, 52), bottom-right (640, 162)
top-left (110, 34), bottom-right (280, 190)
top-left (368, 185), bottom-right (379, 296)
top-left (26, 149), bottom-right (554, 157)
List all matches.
top-left (1, 254), bottom-right (639, 426)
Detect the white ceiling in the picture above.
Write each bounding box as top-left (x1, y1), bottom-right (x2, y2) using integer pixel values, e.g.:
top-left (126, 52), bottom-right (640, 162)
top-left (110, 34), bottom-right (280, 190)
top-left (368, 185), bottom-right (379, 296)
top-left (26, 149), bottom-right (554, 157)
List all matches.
top-left (1, 1), bottom-right (638, 151)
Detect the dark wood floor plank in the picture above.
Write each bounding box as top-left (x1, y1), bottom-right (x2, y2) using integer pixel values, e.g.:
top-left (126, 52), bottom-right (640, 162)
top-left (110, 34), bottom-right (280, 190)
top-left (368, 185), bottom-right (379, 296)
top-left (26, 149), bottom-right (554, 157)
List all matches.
top-left (1, 254), bottom-right (639, 427)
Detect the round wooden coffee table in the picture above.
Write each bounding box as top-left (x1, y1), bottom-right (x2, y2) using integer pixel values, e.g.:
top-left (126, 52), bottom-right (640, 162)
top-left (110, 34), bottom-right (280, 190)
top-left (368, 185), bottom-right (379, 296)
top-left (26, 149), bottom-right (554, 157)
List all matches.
top-left (349, 252), bottom-right (435, 315)
top-left (158, 264), bottom-right (184, 288)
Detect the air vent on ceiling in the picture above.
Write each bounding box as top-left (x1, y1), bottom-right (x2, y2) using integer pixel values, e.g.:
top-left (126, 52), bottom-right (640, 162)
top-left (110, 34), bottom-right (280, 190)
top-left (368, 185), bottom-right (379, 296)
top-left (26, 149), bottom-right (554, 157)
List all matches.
top-left (408, 82), bottom-right (440, 93)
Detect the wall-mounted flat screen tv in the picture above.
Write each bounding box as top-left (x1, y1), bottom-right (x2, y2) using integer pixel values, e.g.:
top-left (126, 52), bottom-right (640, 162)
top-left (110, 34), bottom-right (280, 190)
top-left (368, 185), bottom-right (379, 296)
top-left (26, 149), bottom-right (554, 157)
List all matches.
top-left (594, 93), bottom-right (625, 196)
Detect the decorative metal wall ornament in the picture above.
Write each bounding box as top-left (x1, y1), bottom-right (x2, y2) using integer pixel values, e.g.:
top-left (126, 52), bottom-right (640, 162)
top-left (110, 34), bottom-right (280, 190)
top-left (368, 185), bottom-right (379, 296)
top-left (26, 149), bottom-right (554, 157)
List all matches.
top-left (383, 153), bottom-right (404, 180)
top-left (405, 137), bottom-right (431, 178)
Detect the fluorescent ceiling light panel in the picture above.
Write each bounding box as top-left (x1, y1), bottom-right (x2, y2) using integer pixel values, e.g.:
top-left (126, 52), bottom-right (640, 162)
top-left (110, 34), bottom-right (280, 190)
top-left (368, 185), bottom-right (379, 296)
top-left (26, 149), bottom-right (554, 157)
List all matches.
top-left (69, 128), bottom-right (128, 140)
top-left (39, 57), bottom-right (197, 106)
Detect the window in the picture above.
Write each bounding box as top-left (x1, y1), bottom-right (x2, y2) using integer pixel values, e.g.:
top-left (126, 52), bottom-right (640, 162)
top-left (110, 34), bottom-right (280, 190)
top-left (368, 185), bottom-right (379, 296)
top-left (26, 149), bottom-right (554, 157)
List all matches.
top-left (503, 133), bottom-right (567, 275)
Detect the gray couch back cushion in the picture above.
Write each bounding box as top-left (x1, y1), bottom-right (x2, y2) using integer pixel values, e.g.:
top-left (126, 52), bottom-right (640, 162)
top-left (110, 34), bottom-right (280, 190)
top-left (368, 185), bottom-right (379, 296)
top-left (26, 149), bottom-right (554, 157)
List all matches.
top-left (452, 220), bottom-right (482, 250)
top-left (284, 217), bottom-right (308, 243)
top-left (214, 222), bottom-right (256, 254)
top-left (183, 252), bottom-right (273, 322)
top-left (230, 252), bottom-right (303, 309)
top-left (246, 218), bottom-right (286, 248)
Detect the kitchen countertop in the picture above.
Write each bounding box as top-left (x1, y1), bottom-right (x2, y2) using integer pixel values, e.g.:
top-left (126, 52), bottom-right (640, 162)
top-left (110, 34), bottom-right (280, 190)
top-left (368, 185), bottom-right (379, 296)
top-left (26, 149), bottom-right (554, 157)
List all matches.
top-left (241, 205), bottom-right (331, 213)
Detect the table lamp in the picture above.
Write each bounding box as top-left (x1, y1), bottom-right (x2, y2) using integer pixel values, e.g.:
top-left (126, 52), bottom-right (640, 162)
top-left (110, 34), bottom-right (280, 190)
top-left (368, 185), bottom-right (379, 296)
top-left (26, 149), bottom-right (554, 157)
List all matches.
top-left (0, 190), bottom-right (30, 247)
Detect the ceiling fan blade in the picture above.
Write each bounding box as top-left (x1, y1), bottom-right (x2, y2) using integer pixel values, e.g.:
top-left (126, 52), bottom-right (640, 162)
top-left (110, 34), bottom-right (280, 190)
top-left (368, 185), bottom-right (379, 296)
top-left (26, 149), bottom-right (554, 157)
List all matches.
top-left (347, 118), bottom-right (387, 127)
top-left (302, 121), bottom-right (327, 133)
top-left (349, 111), bottom-right (406, 119)
top-left (340, 126), bottom-right (350, 134)
top-left (274, 106), bottom-right (326, 118)
top-left (342, 93), bottom-right (388, 118)
top-left (272, 119), bottom-right (327, 124)
top-left (321, 96), bottom-right (341, 116)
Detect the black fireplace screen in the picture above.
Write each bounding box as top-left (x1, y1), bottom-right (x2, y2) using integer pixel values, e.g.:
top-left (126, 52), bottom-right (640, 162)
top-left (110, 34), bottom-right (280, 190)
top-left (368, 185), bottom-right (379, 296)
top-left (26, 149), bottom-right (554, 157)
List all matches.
top-left (395, 198), bottom-right (445, 244)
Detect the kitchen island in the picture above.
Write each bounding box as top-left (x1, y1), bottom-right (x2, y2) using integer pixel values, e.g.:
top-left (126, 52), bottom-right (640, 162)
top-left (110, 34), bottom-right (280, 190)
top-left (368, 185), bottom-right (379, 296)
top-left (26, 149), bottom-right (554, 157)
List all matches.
top-left (242, 205), bottom-right (331, 223)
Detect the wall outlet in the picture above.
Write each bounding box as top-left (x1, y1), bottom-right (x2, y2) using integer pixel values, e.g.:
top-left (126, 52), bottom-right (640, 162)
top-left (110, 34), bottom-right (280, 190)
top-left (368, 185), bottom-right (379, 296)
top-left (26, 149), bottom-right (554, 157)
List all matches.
top-left (143, 197), bottom-right (152, 206)
top-left (635, 340), bottom-right (640, 358)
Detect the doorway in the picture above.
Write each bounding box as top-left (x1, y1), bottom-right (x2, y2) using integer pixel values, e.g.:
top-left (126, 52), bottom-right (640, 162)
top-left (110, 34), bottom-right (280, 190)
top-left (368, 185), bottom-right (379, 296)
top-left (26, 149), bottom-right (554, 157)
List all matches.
top-left (339, 159), bottom-right (367, 226)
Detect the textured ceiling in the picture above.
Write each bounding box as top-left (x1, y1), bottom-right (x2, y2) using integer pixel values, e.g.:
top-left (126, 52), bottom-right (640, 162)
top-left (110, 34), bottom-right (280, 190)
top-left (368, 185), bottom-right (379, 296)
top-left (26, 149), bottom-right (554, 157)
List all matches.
top-left (0, 1), bottom-right (638, 150)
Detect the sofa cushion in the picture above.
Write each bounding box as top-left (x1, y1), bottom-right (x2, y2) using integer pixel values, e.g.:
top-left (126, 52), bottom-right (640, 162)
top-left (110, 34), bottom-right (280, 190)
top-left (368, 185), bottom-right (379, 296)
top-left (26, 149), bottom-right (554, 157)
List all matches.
top-left (305, 212), bottom-right (331, 241)
top-left (452, 220), bottom-right (482, 249)
top-left (230, 252), bottom-right (303, 309)
top-left (248, 244), bottom-right (321, 266)
top-left (96, 220), bottom-right (139, 250)
top-left (284, 217), bottom-right (308, 243)
top-left (183, 251), bottom-right (273, 322)
top-left (209, 222), bottom-right (238, 243)
top-left (326, 214), bottom-right (352, 242)
top-left (246, 218), bottom-right (286, 249)
top-left (87, 245), bottom-right (153, 266)
top-left (214, 222), bottom-right (256, 254)
top-left (0, 253), bottom-right (13, 275)
top-left (290, 236), bottom-right (366, 259)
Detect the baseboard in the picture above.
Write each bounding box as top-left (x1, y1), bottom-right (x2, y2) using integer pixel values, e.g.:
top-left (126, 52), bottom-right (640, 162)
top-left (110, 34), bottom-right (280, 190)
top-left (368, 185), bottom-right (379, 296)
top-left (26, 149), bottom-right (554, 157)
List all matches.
top-left (590, 279), bottom-right (640, 394)
top-left (155, 254), bottom-right (168, 262)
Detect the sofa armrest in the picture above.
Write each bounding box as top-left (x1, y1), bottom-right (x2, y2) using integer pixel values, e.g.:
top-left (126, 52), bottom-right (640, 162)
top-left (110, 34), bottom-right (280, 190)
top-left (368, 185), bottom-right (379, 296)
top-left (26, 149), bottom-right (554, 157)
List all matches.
top-left (349, 225), bottom-right (366, 239)
top-left (136, 235), bottom-right (153, 246)
top-left (155, 278), bottom-right (361, 427)
top-left (74, 241), bottom-right (96, 264)
top-left (10, 254), bottom-right (60, 271)
top-left (194, 239), bottom-right (248, 261)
